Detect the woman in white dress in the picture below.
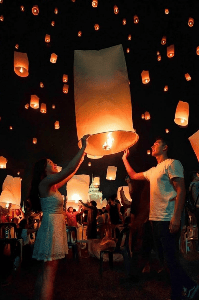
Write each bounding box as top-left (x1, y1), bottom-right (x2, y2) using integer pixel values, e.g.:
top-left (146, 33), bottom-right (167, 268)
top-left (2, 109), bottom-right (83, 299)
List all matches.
top-left (29, 135), bottom-right (89, 300)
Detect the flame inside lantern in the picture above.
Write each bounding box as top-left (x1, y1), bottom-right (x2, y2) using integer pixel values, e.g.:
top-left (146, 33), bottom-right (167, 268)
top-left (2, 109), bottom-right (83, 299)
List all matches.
top-left (102, 132), bottom-right (114, 150)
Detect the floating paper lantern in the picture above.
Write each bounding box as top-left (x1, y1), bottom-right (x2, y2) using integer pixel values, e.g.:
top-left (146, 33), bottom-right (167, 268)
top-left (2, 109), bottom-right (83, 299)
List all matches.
top-left (51, 21), bottom-right (55, 26)
top-left (45, 34), bottom-right (50, 43)
top-left (188, 17), bottom-right (194, 27)
top-left (161, 36), bottom-right (166, 45)
top-left (165, 8), bottom-right (169, 14)
top-left (141, 70), bottom-right (150, 84)
top-left (15, 44), bottom-right (19, 49)
top-left (106, 166), bottom-right (117, 180)
top-left (20, 6), bottom-right (25, 12)
top-left (54, 121), bottom-right (60, 129)
top-left (40, 82), bottom-right (44, 88)
top-left (144, 111), bottom-right (150, 120)
top-left (32, 5), bottom-right (39, 15)
top-left (196, 46), bottom-right (199, 55)
top-left (52, 104), bottom-right (55, 109)
top-left (134, 15), bottom-right (139, 23)
top-left (188, 130), bottom-right (199, 162)
top-left (185, 73), bottom-right (191, 81)
top-left (0, 156), bottom-right (7, 168)
top-left (63, 74), bottom-right (68, 82)
top-left (63, 84), bottom-right (69, 93)
top-left (14, 51), bottom-right (29, 77)
top-left (167, 45), bottom-right (174, 58)
top-left (157, 55), bottom-right (161, 61)
top-left (157, 51), bottom-right (160, 55)
top-left (147, 150), bottom-right (151, 155)
top-left (54, 8), bottom-right (58, 14)
top-left (93, 177), bottom-right (100, 187)
top-left (0, 15), bottom-right (4, 21)
top-left (114, 5), bottom-right (119, 14)
top-left (165, 128), bottom-right (169, 133)
top-left (128, 34), bottom-right (131, 40)
top-left (9, 126), bottom-right (13, 130)
top-left (33, 138), bottom-right (37, 144)
top-left (74, 44), bottom-right (138, 156)
top-left (126, 48), bottom-right (130, 53)
top-left (17, 172), bottom-right (20, 176)
top-left (174, 101), bottom-right (189, 127)
top-left (141, 114), bottom-right (145, 119)
top-left (40, 103), bottom-right (47, 113)
top-left (78, 31), bottom-right (82, 37)
top-left (67, 175), bottom-right (90, 203)
top-left (1, 175), bottom-right (21, 207)
top-left (92, 0), bottom-right (98, 7)
top-left (50, 53), bottom-right (58, 63)
top-left (30, 95), bottom-right (39, 109)
top-left (123, 18), bottom-right (126, 25)
top-left (88, 162), bottom-right (91, 167)
top-left (164, 85), bottom-right (168, 92)
top-left (94, 24), bottom-right (100, 30)
top-left (25, 103), bottom-right (29, 109)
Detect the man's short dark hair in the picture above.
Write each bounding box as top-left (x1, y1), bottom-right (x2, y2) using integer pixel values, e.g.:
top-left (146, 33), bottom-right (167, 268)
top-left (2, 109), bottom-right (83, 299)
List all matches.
top-left (154, 134), bottom-right (172, 155)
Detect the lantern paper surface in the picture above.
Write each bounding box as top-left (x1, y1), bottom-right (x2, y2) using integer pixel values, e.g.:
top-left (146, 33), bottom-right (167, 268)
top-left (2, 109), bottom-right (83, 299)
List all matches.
top-left (188, 130), bottom-right (199, 162)
top-left (93, 177), bottom-right (100, 186)
top-left (0, 175), bottom-right (21, 206)
top-left (117, 186), bottom-right (131, 202)
top-left (30, 95), bottom-right (39, 109)
top-left (87, 154), bottom-right (103, 159)
top-left (14, 51), bottom-right (29, 77)
top-left (106, 166), bottom-right (117, 180)
top-left (0, 156), bottom-right (7, 168)
top-left (174, 101), bottom-right (189, 127)
top-left (67, 175), bottom-right (90, 203)
top-left (74, 44), bottom-right (138, 156)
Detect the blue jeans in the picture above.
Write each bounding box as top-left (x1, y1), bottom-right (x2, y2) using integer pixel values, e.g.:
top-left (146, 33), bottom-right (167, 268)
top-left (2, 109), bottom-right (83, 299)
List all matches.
top-left (152, 221), bottom-right (195, 299)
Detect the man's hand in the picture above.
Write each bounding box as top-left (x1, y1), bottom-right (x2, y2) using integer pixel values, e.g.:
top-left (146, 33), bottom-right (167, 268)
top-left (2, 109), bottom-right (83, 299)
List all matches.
top-left (169, 215), bottom-right (180, 233)
top-left (122, 149), bottom-right (130, 160)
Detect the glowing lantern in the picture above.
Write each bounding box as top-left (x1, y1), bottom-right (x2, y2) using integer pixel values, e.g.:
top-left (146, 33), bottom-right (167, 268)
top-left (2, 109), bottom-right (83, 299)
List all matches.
top-left (15, 44), bottom-right (19, 49)
top-left (63, 84), bottom-right (69, 94)
top-left (147, 150), bottom-right (151, 155)
top-left (188, 130), bottom-right (199, 162)
top-left (144, 111), bottom-right (150, 120)
top-left (20, 6), bottom-right (25, 12)
top-left (40, 103), bottom-right (47, 113)
top-left (87, 154), bottom-right (103, 159)
top-left (164, 85), bottom-right (168, 92)
top-left (126, 48), bottom-right (130, 53)
top-left (174, 101), bottom-right (189, 127)
top-left (161, 36), bottom-right (166, 45)
top-left (0, 15), bottom-right (4, 21)
top-left (54, 121), bottom-right (60, 129)
top-left (63, 74), bottom-right (68, 82)
top-left (157, 55), bottom-right (161, 61)
top-left (17, 172), bottom-right (20, 176)
top-left (51, 21), bottom-right (55, 26)
top-left (157, 51), bottom-right (160, 55)
top-left (188, 17), bottom-right (194, 27)
top-left (165, 128), bottom-right (169, 133)
top-left (45, 34), bottom-right (50, 43)
top-left (25, 103), bottom-right (29, 109)
top-left (128, 34), bottom-right (131, 40)
top-left (93, 177), bottom-right (100, 187)
top-left (0, 156), bottom-right (7, 169)
top-left (52, 104), bottom-right (55, 109)
top-left (106, 166), bottom-right (117, 180)
top-left (196, 46), bottom-right (199, 55)
top-left (92, 0), bottom-right (98, 7)
top-left (32, 5), bottom-right (39, 15)
top-left (9, 126), bottom-right (13, 130)
top-left (50, 53), bottom-right (58, 63)
top-left (123, 18), bottom-right (126, 25)
top-left (30, 95), bottom-right (39, 109)
top-left (33, 138), bottom-right (37, 144)
top-left (114, 5), bottom-right (119, 14)
top-left (94, 24), bottom-right (100, 30)
top-left (78, 31), bottom-right (82, 37)
top-left (134, 15), bottom-right (139, 23)
top-left (141, 114), bottom-right (145, 119)
top-left (14, 51), bottom-right (29, 77)
top-left (74, 44), bottom-right (138, 156)
top-left (167, 45), bottom-right (174, 58)
top-left (141, 70), bottom-right (150, 84)
top-left (88, 162), bottom-right (91, 167)
top-left (40, 82), bottom-right (44, 88)
top-left (185, 73), bottom-right (191, 81)
top-left (67, 175), bottom-right (90, 203)
top-left (0, 1), bottom-right (3, 3)
top-left (165, 8), bottom-right (169, 14)
top-left (54, 8), bottom-right (58, 14)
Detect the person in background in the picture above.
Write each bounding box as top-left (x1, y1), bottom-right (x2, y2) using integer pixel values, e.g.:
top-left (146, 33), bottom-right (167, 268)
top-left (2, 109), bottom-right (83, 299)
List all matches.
top-left (189, 171), bottom-right (199, 252)
top-left (65, 205), bottom-right (83, 228)
top-left (80, 200), bottom-right (98, 239)
top-left (96, 209), bottom-right (105, 238)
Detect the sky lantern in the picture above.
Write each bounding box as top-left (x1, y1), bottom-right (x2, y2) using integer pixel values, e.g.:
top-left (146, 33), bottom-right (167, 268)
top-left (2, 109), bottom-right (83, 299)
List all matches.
top-left (14, 51), bottom-right (29, 77)
top-left (9, 126), bottom-right (13, 130)
top-left (94, 24), bottom-right (100, 30)
top-left (40, 82), bottom-right (44, 88)
top-left (106, 166), bottom-right (117, 180)
top-left (54, 8), bottom-right (58, 14)
top-left (87, 154), bottom-right (103, 159)
top-left (63, 74), bottom-right (68, 82)
top-left (174, 101), bottom-right (189, 127)
top-left (25, 103), bottom-right (29, 109)
top-left (161, 36), bottom-right (166, 45)
top-left (33, 138), bottom-right (37, 144)
top-left (141, 70), bottom-right (150, 84)
top-left (0, 0), bottom-right (3, 3)
top-left (40, 103), bottom-right (47, 113)
top-left (167, 45), bottom-right (175, 58)
top-left (0, 175), bottom-right (22, 208)
top-left (185, 73), bottom-right (191, 81)
top-left (52, 104), bottom-right (55, 109)
top-left (63, 84), bottom-right (69, 93)
top-left (147, 150), bottom-right (151, 155)
top-left (30, 95), bottom-right (39, 109)
top-left (157, 55), bottom-right (161, 61)
top-left (20, 6), bottom-right (25, 12)
top-left (188, 130), bottom-right (199, 162)
top-left (122, 18), bottom-right (127, 25)
top-left (0, 156), bottom-right (7, 169)
top-left (51, 21), bottom-right (55, 26)
top-left (141, 114), bottom-right (145, 119)
top-left (32, 5), bottom-right (39, 15)
top-left (54, 121), bottom-right (60, 129)
top-left (134, 15), bottom-right (139, 23)
top-left (126, 48), bottom-right (130, 53)
top-left (67, 175), bottom-right (90, 203)
top-left (114, 5), bottom-right (119, 14)
top-left (74, 44), bottom-right (139, 156)
top-left (15, 44), bottom-right (19, 49)
top-left (165, 128), bottom-right (169, 133)
top-left (78, 31), bottom-right (82, 37)
top-left (92, 0), bottom-right (98, 7)
top-left (164, 85), bottom-right (168, 92)
top-left (128, 34), bottom-right (131, 40)
top-left (165, 8), bottom-right (169, 14)
top-left (93, 177), bottom-right (100, 187)
top-left (144, 111), bottom-right (150, 120)
top-left (157, 51), bottom-right (160, 55)
top-left (188, 17), bottom-right (194, 27)
top-left (88, 162), bottom-right (91, 167)
top-left (50, 53), bottom-right (58, 63)
top-left (45, 34), bottom-right (50, 43)
top-left (196, 46), bottom-right (199, 55)
top-left (0, 15), bottom-right (4, 21)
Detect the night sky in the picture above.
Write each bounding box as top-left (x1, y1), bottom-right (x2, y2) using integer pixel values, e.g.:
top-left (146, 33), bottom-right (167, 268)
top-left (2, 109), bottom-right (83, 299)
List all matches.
top-left (0, 0), bottom-right (199, 203)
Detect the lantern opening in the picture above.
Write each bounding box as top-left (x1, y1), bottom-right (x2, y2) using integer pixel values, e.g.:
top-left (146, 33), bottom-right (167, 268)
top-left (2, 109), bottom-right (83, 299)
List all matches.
top-left (102, 132), bottom-right (114, 150)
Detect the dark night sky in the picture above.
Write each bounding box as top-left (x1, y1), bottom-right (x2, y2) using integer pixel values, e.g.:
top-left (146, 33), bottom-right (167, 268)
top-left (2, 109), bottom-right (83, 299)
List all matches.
top-left (0, 0), bottom-right (199, 202)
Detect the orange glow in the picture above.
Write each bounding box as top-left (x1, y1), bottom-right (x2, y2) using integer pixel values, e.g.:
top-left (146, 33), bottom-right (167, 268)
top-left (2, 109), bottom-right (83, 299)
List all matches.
top-left (40, 103), bottom-right (47, 113)
top-left (165, 128), bottom-right (169, 133)
top-left (88, 162), bottom-right (91, 166)
top-left (14, 51), bottom-right (29, 77)
top-left (106, 166), bottom-right (117, 180)
top-left (0, 15), bottom-right (4, 21)
top-left (165, 8), bottom-right (169, 14)
top-left (25, 103), bottom-right (29, 109)
top-left (147, 150), bottom-right (151, 155)
top-left (102, 132), bottom-right (114, 151)
top-left (33, 138), bottom-right (37, 144)
top-left (161, 36), bottom-right (166, 45)
top-left (164, 85), bottom-right (168, 92)
top-left (157, 55), bottom-right (161, 61)
top-left (167, 44), bottom-right (174, 58)
top-left (54, 121), bottom-right (60, 129)
top-left (141, 70), bottom-right (150, 84)
top-left (196, 46), bottom-right (199, 55)
top-left (9, 126), bottom-right (13, 130)
top-left (144, 111), bottom-right (150, 120)
top-left (78, 31), bottom-right (82, 37)
top-left (128, 34), bottom-right (131, 40)
top-left (51, 21), bottom-right (55, 26)
top-left (114, 5), bottom-right (119, 14)
top-left (174, 101), bottom-right (189, 127)
top-left (188, 17), bottom-right (194, 27)
top-left (40, 82), bottom-right (44, 88)
top-left (94, 24), bottom-right (100, 30)
top-left (45, 34), bottom-right (50, 43)
top-left (0, 156), bottom-right (7, 169)
top-left (141, 114), bottom-right (145, 119)
top-left (20, 6), bottom-right (25, 11)
top-left (63, 84), bottom-right (69, 93)
top-left (134, 15), bottom-right (139, 23)
top-left (122, 18), bottom-right (126, 25)
top-left (50, 53), bottom-right (58, 63)
top-left (15, 44), bottom-right (19, 49)
top-left (126, 48), bottom-right (130, 53)
top-left (185, 73), bottom-right (191, 81)
top-left (52, 104), bottom-right (55, 109)
top-left (32, 5), bottom-right (39, 15)
top-left (63, 74), bottom-right (68, 82)
top-left (92, 0), bottom-right (98, 7)
top-left (54, 8), bottom-right (58, 14)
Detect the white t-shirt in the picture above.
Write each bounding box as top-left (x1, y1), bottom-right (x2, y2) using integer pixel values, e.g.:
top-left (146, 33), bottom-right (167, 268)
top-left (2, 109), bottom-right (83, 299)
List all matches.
top-left (143, 159), bottom-right (184, 221)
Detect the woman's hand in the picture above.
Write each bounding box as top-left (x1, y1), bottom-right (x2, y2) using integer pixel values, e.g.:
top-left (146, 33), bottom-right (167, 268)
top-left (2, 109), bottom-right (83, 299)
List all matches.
top-left (122, 149), bottom-right (130, 160)
top-left (81, 134), bottom-right (90, 149)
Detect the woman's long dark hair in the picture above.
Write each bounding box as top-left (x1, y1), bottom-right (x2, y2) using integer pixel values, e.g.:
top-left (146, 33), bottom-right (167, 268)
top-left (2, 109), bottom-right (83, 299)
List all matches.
top-left (29, 158), bottom-right (47, 213)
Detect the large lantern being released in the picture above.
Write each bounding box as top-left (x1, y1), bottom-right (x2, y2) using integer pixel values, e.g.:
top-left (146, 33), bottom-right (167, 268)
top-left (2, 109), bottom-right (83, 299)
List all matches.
top-left (30, 95), bottom-right (39, 109)
top-left (106, 166), bottom-right (117, 180)
top-left (14, 51), bottom-right (29, 77)
top-left (174, 101), bottom-right (189, 127)
top-left (188, 130), bottom-right (199, 162)
top-left (0, 156), bottom-right (7, 168)
top-left (167, 45), bottom-right (174, 58)
top-left (141, 70), bottom-right (150, 84)
top-left (67, 175), bottom-right (90, 203)
top-left (74, 44), bottom-right (139, 156)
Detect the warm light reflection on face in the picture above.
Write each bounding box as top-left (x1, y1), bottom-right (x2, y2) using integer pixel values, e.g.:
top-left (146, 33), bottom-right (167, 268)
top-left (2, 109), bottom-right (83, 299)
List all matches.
top-left (151, 140), bottom-right (166, 157)
top-left (46, 159), bottom-right (58, 174)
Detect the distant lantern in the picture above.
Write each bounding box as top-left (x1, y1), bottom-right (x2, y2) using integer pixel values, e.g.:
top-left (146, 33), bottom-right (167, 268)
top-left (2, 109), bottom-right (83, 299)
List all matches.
top-left (165, 128), bottom-right (169, 133)
top-left (141, 114), bottom-right (145, 119)
top-left (147, 150), bottom-right (151, 155)
top-left (51, 21), bottom-right (55, 26)
top-left (157, 51), bottom-right (160, 55)
top-left (106, 166), bottom-right (117, 180)
top-left (0, 156), bottom-right (7, 169)
top-left (33, 138), bottom-right (37, 144)
top-left (54, 121), bottom-right (60, 129)
top-left (144, 111), bottom-right (151, 120)
top-left (25, 103), bottom-right (29, 109)
top-left (52, 104), bottom-right (55, 109)
top-left (157, 55), bottom-right (161, 61)
top-left (74, 44), bottom-right (139, 156)
top-left (167, 44), bottom-right (174, 58)
top-left (94, 24), bottom-right (100, 30)
top-left (20, 6), bottom-right (25, 12)
top-left (92, 0), bottom-right (98, 7)
top-left (14, 51), bottom-right (29, 77)
top-left (174, 100), bottom-right (189, 127)
top-left (126, 48), bottom-right (130, 53)
top-left (196, 46), bottom-right (199, 55)
top-left (161, 36), bottom-right (166, 45)
top-left (9, 126), bottom-right (13, 130)
top-left (88, 162), bottom-right (91, 167)
top-left (165, 8), bottom-right (169, 14)
top-left (0, 15), bottom-right (4, 21)
top-left (63, 84), bottom-right (69, 94)
top-left (122, 18), bottom-right (126, 25)
top-left (185, 73), bottom-right (191, 81)
top-left (40, 103), bottom-right (47, 113)
top-left (134, 15), bottom-right (139, 23)
top-left (50, 53), bottom-right (58, 63)
top-left (30, 95), bottom-right (39, 109)
top-left (15, 44), bottom-right (19, 49)
top-left (141, 70), bottom-right (150, 84)
top-left (17, 172), bottom-right (20, 176)
top-left (114, 5), bottom-right (119, 14)
top-left (188, 17), bottom-right (194, 27)
top-left (32, 5), bottom-right (39, 15)
top-left (164, 85), bottom-right (168, 92)
top-left (40, 82), bottom-right (44, 88)
top-left (78, 31), bottom-right (82, 37)
top-left (63, 74), bottom-right (68, 82)
top-left (188, 130), bottom-right (199, 162)
top-left (128, 34), bottom-right (131, 40)
top-left (93, 177), bottom-right (100, 186)
top-left (54, 8), bottom-right (58, 14)
top-left (45, 34), bottom-right (50, 43)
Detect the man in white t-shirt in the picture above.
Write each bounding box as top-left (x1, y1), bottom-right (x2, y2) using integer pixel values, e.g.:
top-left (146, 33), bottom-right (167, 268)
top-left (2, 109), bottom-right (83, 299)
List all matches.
top-left (122, 136), bottom-right (199, 300)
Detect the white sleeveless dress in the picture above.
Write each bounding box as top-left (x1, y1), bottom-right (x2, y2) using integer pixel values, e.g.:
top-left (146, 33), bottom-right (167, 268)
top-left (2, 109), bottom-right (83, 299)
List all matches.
top-left (32, 190), bottom-right (68, 261)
